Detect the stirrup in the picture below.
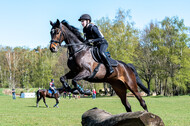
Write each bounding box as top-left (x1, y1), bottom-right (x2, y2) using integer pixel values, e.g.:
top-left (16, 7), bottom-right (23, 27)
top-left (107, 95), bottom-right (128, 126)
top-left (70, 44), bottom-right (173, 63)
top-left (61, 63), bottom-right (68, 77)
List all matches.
top-left (107, 67), bottom-right (114, 75)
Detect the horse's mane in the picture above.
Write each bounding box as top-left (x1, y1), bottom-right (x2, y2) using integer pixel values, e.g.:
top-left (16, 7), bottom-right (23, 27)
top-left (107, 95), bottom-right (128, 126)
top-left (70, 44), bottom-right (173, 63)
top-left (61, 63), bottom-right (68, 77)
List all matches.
top-left (61, 20), bottom-right (84, 42)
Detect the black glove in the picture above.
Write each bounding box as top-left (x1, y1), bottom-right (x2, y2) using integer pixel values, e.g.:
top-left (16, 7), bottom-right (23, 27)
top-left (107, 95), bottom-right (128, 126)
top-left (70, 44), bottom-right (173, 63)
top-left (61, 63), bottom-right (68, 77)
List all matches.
top-left (87, 39), bottom-right (94, 43)
top-left (84, 40), bottom-right (89, 44)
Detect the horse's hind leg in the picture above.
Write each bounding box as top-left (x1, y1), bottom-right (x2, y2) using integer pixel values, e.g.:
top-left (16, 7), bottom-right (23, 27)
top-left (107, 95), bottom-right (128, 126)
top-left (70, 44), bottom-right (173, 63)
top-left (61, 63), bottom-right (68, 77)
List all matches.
top-left (127, 82), bottom-right (148, 111)
top-left (111, 81), bottom-right (132, 112)
top-left (36, 96), bottom-right (42, 107)
top-left (43, 97), bottom-right (49, 108)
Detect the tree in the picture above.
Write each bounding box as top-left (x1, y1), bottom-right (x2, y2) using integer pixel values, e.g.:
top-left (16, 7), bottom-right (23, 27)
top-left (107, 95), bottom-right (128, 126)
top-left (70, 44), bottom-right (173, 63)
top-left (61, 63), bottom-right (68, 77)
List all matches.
top-left (137, 17), bottom-right (190, 95)
top-left (134, 22), bottom-right (160, 91)
top-left (96, 9), bottom-right (139, 63)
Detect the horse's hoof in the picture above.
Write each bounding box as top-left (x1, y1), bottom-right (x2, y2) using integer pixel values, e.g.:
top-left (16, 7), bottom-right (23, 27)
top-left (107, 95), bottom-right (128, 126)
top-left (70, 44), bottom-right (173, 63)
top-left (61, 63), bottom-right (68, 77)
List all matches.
top-left (53, 105), bottom-right (59, 108)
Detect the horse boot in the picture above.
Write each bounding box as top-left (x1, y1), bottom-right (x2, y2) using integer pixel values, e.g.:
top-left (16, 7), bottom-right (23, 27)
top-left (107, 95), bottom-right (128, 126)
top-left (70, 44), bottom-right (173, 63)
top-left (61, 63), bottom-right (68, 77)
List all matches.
top-left (60, 76), bottom-right (73, 92)
top-left (77, 85), bottom-right (92, 95)
top-left (72, 80), bottom-right (84, 94)
top-left (64, 82), bottom-right (72, 92)
top-left (77, 85), bottom-right (85, 94)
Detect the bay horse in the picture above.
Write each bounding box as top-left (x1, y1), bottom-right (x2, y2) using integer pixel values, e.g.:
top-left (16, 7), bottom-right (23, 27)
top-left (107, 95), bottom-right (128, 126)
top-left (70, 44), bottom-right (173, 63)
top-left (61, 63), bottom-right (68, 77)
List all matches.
top-left (49, 19), bottom-right (149, 112)
top-left (36, 87), bottom-right (65, 108)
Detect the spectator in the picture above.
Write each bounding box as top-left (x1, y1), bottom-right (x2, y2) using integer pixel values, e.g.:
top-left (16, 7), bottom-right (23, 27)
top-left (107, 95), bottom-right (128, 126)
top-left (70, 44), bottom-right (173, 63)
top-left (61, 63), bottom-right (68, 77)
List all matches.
top-left (68, 92), bottom-right (72, 99)
top-left (63, 91), bottom-right (67, 98)
top-left (92, 89), bottom-right (96, 99)
top-left (12, 88), bottom-right (16, 99)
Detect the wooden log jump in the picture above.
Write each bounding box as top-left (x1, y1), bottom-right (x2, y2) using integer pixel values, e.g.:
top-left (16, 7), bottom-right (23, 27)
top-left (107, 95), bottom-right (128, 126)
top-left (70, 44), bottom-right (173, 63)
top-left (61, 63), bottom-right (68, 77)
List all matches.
top-left (82, 107), bottom-right (164, 126)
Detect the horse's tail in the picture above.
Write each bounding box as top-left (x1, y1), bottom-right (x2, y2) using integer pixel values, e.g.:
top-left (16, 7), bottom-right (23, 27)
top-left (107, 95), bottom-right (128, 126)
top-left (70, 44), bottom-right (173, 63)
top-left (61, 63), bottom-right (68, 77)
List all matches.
top-left (118, 61), bottom-right (150, 95)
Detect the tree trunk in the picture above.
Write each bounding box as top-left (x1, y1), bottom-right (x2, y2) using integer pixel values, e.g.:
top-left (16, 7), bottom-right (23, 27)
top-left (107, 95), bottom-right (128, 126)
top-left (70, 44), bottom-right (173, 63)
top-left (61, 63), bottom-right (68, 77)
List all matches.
top-left (6, 52), bottom-right (12, 88)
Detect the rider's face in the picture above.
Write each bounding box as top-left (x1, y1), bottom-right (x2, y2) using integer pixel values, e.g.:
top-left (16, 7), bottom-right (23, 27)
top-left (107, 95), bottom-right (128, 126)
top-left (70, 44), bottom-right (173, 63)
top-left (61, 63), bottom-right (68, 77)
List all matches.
top-left (81, 20), bottom-right (89, 27)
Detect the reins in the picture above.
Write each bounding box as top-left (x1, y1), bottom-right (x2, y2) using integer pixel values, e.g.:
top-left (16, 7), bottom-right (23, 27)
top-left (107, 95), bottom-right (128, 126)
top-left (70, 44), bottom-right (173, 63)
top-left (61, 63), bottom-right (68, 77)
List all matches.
top-left (50, 23), bottom-right (92, 57)
top-left (62, 42), bottom-right (87, 47)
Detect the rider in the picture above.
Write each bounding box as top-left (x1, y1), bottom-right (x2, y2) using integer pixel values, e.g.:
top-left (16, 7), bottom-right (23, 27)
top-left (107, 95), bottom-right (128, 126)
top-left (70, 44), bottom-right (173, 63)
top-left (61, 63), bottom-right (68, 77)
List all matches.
top-left (78, 14), bottom-right (114, 75)
top-left (49, 79), bottom-right (56, 96)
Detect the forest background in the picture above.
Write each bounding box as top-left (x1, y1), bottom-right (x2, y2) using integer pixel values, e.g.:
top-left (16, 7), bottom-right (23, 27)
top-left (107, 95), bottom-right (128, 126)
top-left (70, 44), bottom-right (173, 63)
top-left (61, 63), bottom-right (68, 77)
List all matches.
top-left (0, 9), bottom-right (190, 96)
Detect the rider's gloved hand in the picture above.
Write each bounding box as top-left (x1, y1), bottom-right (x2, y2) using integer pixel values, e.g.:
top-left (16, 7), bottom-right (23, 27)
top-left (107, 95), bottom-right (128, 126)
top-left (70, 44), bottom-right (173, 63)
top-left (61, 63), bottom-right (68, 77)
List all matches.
top-left (87, 39), bottom-right (94, 43)
top-left (84, 40), bottom-right (89, 44)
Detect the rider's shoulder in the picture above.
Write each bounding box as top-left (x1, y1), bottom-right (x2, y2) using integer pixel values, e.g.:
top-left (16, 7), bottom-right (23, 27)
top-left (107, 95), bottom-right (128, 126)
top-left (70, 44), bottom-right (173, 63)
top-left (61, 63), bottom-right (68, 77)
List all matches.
top-left (88, 23), bottom-right (97, 29)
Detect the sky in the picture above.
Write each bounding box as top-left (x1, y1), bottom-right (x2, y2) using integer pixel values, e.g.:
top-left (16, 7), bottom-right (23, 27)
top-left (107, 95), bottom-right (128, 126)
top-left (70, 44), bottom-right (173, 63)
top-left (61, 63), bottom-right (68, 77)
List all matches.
top-left (0, 0), bottom-right (190, 49)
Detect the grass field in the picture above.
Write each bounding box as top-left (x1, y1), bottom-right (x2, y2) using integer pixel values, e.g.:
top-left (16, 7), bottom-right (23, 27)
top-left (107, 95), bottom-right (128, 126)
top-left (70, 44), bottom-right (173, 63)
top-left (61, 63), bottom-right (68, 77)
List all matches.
top-left (0, 93), bottom-right (189, 126)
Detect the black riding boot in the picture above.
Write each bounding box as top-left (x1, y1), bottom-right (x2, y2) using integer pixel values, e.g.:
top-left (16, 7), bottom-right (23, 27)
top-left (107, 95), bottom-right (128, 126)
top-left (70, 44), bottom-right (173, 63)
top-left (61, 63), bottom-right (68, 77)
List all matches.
top-left (101, 53), bottom-right (114, 75)
top-left (52, 90), bottom-right (54, 97)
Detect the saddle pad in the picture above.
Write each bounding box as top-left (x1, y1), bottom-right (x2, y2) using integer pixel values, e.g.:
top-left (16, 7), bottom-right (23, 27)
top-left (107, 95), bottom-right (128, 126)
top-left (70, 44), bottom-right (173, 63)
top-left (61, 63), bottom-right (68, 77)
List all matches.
top-left (108, 57), bottom-right (118, 67)
top-left (48, 89), bottom-right (52, 94)
top-left (91, 47), bottom-right (118, 67)
top-left (48, 89), bottom-right (57, 94)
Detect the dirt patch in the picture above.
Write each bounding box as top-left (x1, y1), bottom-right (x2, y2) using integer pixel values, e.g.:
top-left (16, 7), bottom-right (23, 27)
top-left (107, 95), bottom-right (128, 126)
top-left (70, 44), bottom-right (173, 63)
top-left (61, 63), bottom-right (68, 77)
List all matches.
top-left (3, 89), bottom-right (12, 95)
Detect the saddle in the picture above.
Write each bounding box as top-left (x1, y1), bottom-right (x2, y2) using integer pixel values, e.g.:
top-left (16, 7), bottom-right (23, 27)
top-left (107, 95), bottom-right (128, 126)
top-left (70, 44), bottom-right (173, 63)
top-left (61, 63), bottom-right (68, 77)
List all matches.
top-left (91, 47), bottom-right (118, 67)
top-left (48, 89), bottom-right (57, 96)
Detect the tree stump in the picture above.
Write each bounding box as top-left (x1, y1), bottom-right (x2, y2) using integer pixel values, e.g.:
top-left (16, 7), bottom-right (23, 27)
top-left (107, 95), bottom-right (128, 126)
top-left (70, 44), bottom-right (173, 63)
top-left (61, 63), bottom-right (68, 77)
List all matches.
top-left (82, 107), bottom-right (164, 126)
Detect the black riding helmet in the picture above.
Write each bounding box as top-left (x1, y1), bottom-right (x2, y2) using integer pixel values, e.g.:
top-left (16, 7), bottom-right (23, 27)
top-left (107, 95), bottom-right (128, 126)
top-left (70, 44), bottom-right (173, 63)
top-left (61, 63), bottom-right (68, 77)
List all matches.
top-left (78, 14), bottom-right (91, 22)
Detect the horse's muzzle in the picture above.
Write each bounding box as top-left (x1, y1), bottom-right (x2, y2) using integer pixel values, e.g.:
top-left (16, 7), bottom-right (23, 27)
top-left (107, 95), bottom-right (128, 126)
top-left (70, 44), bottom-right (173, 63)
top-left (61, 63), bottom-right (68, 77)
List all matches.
top-left (50, 45), bottom-right (58, 53)
top-left (50, 42), bottom-right (59, 53)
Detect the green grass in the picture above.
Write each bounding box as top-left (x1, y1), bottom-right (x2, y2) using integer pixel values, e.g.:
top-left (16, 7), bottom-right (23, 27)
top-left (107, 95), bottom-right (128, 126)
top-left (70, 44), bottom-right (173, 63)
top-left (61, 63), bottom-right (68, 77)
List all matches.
top-left (0, 95), bottom-right (189, 126)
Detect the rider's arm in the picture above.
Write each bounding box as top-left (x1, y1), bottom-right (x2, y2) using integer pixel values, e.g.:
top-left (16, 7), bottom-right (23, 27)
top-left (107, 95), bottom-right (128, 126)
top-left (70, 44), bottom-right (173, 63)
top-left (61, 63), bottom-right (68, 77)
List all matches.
top-left (50, 83), bottom-right (53, 89)
top-left (90, 25), bottom-right (104, 42)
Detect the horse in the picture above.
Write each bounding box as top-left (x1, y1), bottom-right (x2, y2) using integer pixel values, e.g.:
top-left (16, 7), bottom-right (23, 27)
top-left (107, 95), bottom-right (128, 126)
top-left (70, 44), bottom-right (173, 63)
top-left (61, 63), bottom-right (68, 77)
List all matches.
top-left (36, 87), bottom-right (65, 108)
top-left (49, 19), bottom-right (150, 112)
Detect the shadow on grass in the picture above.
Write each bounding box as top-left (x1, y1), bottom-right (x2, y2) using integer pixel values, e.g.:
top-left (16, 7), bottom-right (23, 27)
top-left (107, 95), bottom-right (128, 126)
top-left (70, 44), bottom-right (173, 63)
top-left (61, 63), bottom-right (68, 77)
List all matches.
top-left (148, 96), bottom-right (165, 98)
top-left (27, 106), bottom-right (48, 108)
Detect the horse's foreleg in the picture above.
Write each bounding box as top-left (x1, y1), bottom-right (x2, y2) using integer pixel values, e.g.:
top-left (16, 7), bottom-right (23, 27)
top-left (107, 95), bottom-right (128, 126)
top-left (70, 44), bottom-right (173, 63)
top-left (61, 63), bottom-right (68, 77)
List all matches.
top-left (72, 70), bottom-right (91, 94)
top-left (36, 96), bottom-right (42, 107)
top-left (43, 97), bottom-right (49, 108)
top-left (60, 71), bottom-right (77, 92)
top-left (73, 70), bottom-right (90, 81)
top-left (53, 97), bottom-right (59, 108)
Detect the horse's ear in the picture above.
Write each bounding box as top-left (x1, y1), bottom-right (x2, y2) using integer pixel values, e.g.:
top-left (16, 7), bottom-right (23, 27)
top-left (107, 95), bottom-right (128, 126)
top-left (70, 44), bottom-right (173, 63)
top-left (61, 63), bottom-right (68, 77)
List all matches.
top-left (50, 21), bottom-right (53, 26)
top-left (56, 19), bottom-right (60, 26)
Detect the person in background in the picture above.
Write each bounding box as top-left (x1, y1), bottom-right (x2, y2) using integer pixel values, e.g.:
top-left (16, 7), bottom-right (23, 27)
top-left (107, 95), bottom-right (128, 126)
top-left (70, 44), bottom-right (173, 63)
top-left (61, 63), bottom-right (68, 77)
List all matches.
top-left (68, 92), bottom-right (72, 99)
top-left (63, 91), bottom-right (67, 98)
top-left (12, 88), bottom-right (16, 99)
top-left (49, 79), bottom-right (56, 96)
top-left (92, 89), bottom-right (96, 99)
